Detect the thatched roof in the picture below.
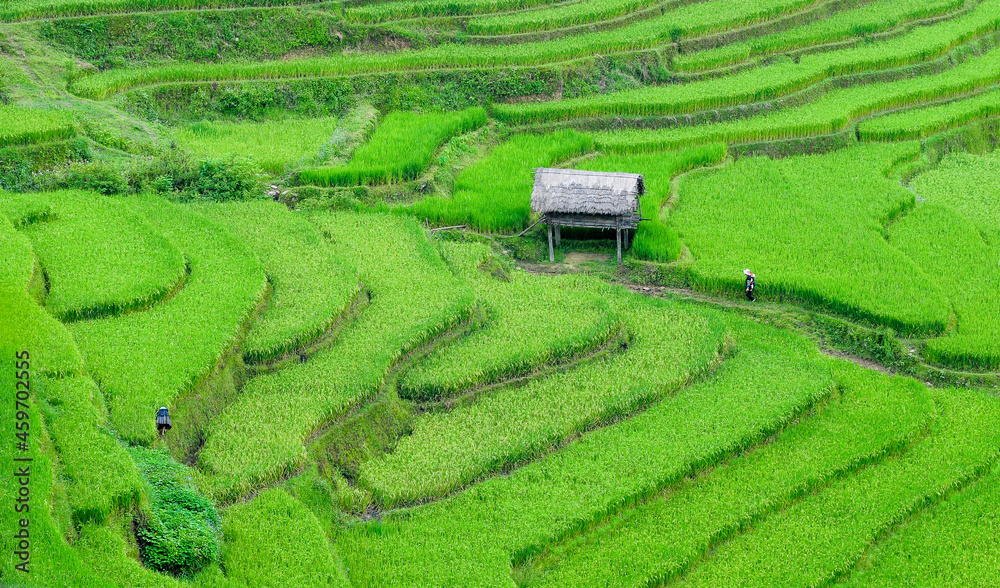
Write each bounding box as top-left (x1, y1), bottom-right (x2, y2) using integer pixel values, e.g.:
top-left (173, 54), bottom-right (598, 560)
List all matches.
top-left (530, 168), bottom-right (644, 216)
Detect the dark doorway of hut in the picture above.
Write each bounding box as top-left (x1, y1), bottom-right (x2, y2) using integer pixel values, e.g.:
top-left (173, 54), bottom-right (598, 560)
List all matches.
top-left (530, 168), bottom-right (644, 264)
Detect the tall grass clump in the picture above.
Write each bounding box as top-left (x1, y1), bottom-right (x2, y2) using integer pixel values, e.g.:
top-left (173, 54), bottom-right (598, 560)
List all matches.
top-left (859, 85), bottom-right (1000, 141)
top-left (0, 105), bottom-right (75, 146)
top-left (576, 143), bottom-right (727, 262)
top-left (409, 130), bottom-right (593, 233)
top-left (299, 108), bottom-right (486, 187)
top-left (671, 143), bottom-right (950, 334)
top-left (173, 117), bottom-right (339, 175)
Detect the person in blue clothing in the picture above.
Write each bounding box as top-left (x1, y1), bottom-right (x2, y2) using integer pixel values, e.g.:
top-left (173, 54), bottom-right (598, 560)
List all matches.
top-left (744, 269), bottom-right (756, 302)
top-left (156, 406), bottom-right (172, 435)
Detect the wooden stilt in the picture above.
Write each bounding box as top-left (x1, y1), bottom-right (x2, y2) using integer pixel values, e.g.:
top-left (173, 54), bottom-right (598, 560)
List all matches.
top-left (548, 222), bottom-right (555, 262)
top-left (554, 225), bottom-right (561, 247)
top-left (616, 217), bottom-right (622, 265)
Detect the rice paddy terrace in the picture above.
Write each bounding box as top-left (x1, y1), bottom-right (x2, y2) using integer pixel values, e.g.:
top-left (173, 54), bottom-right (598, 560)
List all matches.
top-left (2, 0), bottom-right (1000, 585)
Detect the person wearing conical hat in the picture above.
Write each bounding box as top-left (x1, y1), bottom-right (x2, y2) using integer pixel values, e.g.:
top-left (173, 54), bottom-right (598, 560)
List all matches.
top-left (744, 269), bottom-right (756, 302)
top-left (156, 406), bottom-right (172, 435)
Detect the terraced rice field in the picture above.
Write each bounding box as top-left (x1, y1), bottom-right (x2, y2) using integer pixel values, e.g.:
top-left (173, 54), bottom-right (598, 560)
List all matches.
top-left (3, 0), bottom-right (1000, 585)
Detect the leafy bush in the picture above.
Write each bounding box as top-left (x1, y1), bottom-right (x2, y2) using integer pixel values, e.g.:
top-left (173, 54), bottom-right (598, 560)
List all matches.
top-left (195, 155), bottom-right (262, 201)
top-left (129, 447), bottom-right (220, 577)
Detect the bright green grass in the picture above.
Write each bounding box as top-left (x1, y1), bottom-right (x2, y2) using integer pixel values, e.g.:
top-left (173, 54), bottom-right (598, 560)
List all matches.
top-left (344, 0), bottom-right (560, 22)
top-left (198, 213), bottom-right (474, 501)
top-left (842, 458), bottom-right (1000, 587)
top-left (0, 0), bottom-right (323, 22)
top-left (0, 213), bottom-right (83, 376)
top-left (860, 85), bottom-right (1000, 140)
top-left (595, 44), bottom-right (1000, 152)
top-left (14, 191), bottom-right (187, 322)
top-left (671, 142), bottom-right (950, 333)
top-left (497, 1), bottom-right (1000, 124)
top-left (910, 149), bottom-right (1000, 246)
top-left (67, 195), bottom-right (267, 446)
top-left (196, 200), bottom-right (359, 364)
top-left (68, 0), bottom-right (956, 100)
top-left (34, 376), bottom-right (144, 526)
top-left (674, 0), bottom-right (965, 72)
top-left (400, 242), bottom-right (621, 401)
top-left (221, 488), bottom-right (349, 587)
top-left (172, 117), bottom-right (339, 175)
top-left (339, 313), bottom-right (835, 587)
top-left (675, 387), bottom-right (1000, 587)
top-left (520, 361), bottom-right (933, 586)
top-left (299, 108), bottom-right (486, 187)
top-left (467, 0), bottom-right (662, 35)
top-left (408, 129), bottom-right (593, 232)
top-left (359, 291), bottom-right (729, 507)
top-left (0, 105), bottom-right (75, 146)
top-left (0, 244), bottom-right (107, 586)
top-left (574, 143), bottom-right (728, 262)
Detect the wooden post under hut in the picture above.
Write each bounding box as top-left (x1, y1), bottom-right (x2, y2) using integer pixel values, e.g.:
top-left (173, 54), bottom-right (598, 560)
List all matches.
top-left (529, 168), bottom-right (644, 264)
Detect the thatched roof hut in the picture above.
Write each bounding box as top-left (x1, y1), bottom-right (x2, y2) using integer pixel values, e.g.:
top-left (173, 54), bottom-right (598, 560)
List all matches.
top-left (530, 168), bottom-right (645, 264)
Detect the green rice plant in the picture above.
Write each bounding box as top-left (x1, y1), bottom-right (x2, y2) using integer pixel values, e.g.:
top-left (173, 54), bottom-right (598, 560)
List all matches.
top-left (859, 85), bottom-right (1000, 141)
top-left (674, 386), bottom-right (1000, 587)
top-left (842, 456), bottom-right (1000, 586)
top-left (0, 212), bottom-right (84, 376)
top-left (69, 0), bottom-right (955, 100)
top-left (173, 117), bottom-right (339, 176)
top-left (299, 108), bottom-right (486, 187)
top-left (358, 288), bottom-right (726, 507)
top-left (519, 361), bottom-right (934, 588)
top-left (0, 105), bottom-right (75, 147)
top-left (467, 0), bottom-right (664, 35)
top-left (891, 204), bottom-right (1000, 369)
top-left (0, 357), bottom-right (109, 586)
top-left (196, 200), bottom-right (359, 364)
top-left (345, 0), bottom-right (560, 22)
top-left (0, 0), bottom-right (325, 22)
top-left (339, 313), bottom-right (836, 587)
top-left (13, 191), bottom-right (187, 322)
top-left (399, 243), bottom-right (622, 401)
top-left (496, 0), bottom-right (1000, 124)
top-left (909, 149), bottom-right (1000, 245)
top-left (67, 194), bottom-right (267, 446)
top-left (670, 143), bottom-right (950, 334)
top-left (674, 0), bottom-right (965, 72)
top-left (33, 376), bottom-right (145, 526)
top-left (408, 130), bottom-right (593, 232)
top-left (198, 213), bottom-right (474, 501)
top-left (575, 143), bottom-right (728, 262)
top-left (595, 45), bottom-right (1000, 152)
top-left (221, 488), bottom-right (350, 587)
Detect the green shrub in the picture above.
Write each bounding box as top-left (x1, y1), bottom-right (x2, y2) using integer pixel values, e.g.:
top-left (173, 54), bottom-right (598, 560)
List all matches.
top-left (129, 447), bottom-right (221, 578)
top-left (195, 155), bottom-right (262, 201)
